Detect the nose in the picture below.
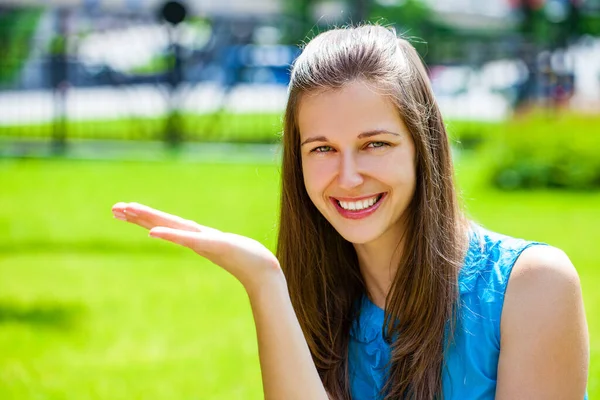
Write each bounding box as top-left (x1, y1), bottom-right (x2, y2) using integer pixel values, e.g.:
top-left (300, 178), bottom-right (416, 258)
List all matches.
top-left (337, 152), bottom-right (364, 190)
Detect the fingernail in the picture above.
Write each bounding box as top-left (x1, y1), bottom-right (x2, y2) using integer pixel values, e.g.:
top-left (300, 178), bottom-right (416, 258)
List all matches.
top-left (148, 232), bottom-right (157, 238)
top-left (113, 212), bottom-right (127, 221)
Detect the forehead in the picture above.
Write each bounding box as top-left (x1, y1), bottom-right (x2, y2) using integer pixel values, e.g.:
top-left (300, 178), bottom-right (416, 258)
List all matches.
top-left (297, 80), bottom-right (406, 140)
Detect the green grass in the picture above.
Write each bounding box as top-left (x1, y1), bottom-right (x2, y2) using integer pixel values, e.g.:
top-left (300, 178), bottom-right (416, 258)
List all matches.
top-left (0, 154), bottom-right (598, 399)
top-left (0, 159), bottom-right (280, 399)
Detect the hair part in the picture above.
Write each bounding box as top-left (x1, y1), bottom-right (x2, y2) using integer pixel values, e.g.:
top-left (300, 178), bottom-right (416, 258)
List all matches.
top-left (277, 24), bottom-right (468, 399)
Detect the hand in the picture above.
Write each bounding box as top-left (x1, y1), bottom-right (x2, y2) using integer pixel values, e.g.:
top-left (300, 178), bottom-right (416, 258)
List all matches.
top-left (111, 202), bottom-right (283, 293)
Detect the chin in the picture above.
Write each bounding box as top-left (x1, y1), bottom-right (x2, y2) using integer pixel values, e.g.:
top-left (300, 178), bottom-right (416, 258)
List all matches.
top-left (334, 225), bottom-right (382, 245)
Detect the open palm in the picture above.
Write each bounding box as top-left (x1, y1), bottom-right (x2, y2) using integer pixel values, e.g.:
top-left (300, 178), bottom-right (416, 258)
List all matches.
top-left (111, 202), bottom-right (282, 291)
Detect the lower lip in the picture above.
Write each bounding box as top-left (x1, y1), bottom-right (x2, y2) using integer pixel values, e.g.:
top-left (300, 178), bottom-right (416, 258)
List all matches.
top-left (330, 193), bottom-right (386, 220)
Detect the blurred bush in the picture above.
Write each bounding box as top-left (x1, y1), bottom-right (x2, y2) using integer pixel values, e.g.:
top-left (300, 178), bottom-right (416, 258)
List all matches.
top-left (481, 111), bottom-right (600, 190)
top-left (447, 120), bottom-right (502, 151)
top-left (0, 113), bottom-right (282, 143)
top-left (0, 8), bottom-right (43, 85)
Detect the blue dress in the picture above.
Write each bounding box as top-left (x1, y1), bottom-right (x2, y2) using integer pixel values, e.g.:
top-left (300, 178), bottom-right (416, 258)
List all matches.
top-left (348, 225), bottom-right (588, 399)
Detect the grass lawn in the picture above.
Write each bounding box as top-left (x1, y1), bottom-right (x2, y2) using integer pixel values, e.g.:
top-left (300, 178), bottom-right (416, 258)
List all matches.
top-left (0, 154), bottom-right (598, 399)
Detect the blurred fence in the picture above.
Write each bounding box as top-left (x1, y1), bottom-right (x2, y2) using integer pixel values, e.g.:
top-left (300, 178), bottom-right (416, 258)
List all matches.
top-left (1, 2), bottom-right (599, 154)
top-left (0, 7), bottom-right (304, 152)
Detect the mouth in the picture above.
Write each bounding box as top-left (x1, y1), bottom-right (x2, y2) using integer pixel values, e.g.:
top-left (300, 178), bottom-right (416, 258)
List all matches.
top-left (330, 193), bottom-right (386, 220)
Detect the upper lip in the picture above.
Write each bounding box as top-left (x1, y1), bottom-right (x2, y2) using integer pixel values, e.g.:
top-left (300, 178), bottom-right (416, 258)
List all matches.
top-left (330, 193), bottom-right (384, 202)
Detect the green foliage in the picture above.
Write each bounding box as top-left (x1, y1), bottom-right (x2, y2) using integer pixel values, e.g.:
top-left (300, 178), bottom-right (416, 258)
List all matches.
top-left (48, 35), bottom-right (67, 56)
top-left (0, 8), bottom-right (43, 84)
top-left (483, 111), bottom-right (600, 190)
top-left (280, 0), bottom-right (317, 45)
top-left (129, 54), bottom-right (172, 74)
top-left (369, 0), bottom-right (434, 57)
top-left (580, 13), bottom-right (600, 36)
top-left (368, 1), bottom-right (506, 64)
top-left (369, 0), bottom-right (432, 36)
top-left (183, 112), bottom-right (282, 143)
top-left (445, 120), bottom-right (502, 151)
top-left (0, 113), bottom-right (283, 143)
top-left (444, 112), bottom-right (600, 191)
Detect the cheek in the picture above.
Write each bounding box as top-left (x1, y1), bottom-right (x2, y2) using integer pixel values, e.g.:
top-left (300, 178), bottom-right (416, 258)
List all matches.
top-left (376, 150), bottom-right (417, 190)
top-left (302, 158), bottom-right (336, 200)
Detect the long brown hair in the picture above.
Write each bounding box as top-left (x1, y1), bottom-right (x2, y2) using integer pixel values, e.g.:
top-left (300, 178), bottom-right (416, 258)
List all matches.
top-left (276, 25), bottom-right (468, 399)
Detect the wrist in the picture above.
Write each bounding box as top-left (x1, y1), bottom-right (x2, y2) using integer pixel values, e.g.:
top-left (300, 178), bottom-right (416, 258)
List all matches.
top-left (245, 268), bottom-right (289, 305)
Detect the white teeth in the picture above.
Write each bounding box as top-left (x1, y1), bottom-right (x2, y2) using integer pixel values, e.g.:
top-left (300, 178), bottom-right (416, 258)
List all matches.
top-left (337, 195), bottom-right (380, 211)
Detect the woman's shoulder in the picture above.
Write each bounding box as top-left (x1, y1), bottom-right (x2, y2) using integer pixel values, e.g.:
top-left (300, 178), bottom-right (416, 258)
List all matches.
top-left (455, 224), bottom-right (582, 348)
top-left (508, 244), bottom-right (579, 285)
top-left (459, 223), bottom-right (546, 294)
top-left (503, 244), bottom-right (583, 327)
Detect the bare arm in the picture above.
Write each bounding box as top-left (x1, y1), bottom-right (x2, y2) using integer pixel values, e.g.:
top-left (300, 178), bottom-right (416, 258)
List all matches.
top-left (111, 202), bottom-right (328, 400)
top-left (247, 275), bottom-right (329, 400)
top-left (496, 245), bottom-right (589, 399)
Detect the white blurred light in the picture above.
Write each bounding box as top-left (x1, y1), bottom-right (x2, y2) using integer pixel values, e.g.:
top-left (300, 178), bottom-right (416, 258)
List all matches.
top-left (312, 1), bottom-right (346, 24)
top-left (480, 59), bottom-right (528, 90)
top-left (77, 24), bottom-right (169, 71)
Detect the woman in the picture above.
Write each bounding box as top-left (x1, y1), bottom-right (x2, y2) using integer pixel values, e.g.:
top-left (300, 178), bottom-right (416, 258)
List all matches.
top-left (111, 25), bottom-right (589, 399)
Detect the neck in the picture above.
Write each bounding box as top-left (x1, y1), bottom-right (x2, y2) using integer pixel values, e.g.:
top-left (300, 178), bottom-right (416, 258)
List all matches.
top-left (353, 222), bottom-right (407, 310)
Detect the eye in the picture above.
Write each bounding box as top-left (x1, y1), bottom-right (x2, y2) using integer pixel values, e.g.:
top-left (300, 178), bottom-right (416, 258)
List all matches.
top-left (311, 145), bottom-right (333, 153)
top-left (366, 141), bottom-right (389, 149)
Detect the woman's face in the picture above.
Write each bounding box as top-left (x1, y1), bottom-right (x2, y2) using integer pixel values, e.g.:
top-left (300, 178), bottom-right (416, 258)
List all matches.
top-left (298, 80), bottom-right (417, 245)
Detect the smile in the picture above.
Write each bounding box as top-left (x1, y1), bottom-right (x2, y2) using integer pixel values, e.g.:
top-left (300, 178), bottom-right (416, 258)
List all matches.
top-left (330, 193), bottom-right (386, 220)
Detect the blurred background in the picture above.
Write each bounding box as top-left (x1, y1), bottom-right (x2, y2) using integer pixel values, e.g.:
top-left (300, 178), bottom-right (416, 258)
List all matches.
top-left (0, 0), bottom-right (598, 398)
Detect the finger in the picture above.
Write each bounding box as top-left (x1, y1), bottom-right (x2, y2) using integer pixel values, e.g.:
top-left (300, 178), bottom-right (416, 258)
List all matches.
top-left (148, 226), bottom-right (224, 257)
top-left (112, 202), bottom-right (215, 233)
top-left (113, 202), bottom-right (158, 230)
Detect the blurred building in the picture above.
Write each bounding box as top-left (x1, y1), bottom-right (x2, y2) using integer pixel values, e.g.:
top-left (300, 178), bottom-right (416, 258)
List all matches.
top-left (0, 0), bottom-right (598, 138)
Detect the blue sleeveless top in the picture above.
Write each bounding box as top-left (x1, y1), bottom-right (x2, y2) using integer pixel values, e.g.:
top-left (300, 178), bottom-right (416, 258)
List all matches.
top-left (348, 225), bottom-right (588, 399)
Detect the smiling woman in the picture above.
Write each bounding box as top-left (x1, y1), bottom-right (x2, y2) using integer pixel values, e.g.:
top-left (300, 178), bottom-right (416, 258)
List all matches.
top-left (112, 24), bottom-right (589, 400)
top-left (298, 80), bottom-right (416, 245)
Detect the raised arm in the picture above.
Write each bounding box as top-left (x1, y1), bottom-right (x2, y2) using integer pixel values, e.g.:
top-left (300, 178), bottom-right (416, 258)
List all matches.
top-left (111, 202), bottom-right (329, 400)
top-left (496, 245), bottom-right (589, 399)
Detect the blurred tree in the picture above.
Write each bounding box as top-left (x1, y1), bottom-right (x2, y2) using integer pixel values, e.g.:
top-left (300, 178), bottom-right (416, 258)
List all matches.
top-left (353, 0), bottom-right (370, 21)
top-left (369, 0), bottom-right (500, 65)
top-left (283, 0), bottom-right (373, 45)
top-left (282, 0), bottom-right (315, 45)
top-left (514, 0), bottom-right (600, 47)
top-left (369, 0), bottom-right (432, 40)
top-left (0, 7), bottom-right (43, 85)
top-left (368, 0), bottom-right (435, 62)
top-left (573, 0), bottom-right (600, 36)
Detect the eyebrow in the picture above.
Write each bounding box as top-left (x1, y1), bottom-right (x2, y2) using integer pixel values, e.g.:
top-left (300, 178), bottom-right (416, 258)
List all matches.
top-left (300, 129), bottom-right (400, 146)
